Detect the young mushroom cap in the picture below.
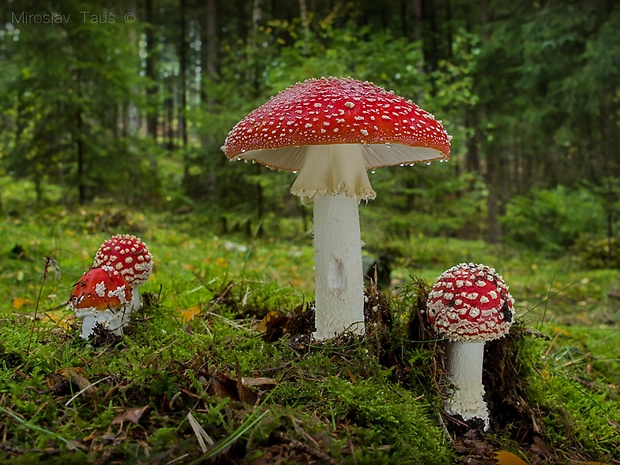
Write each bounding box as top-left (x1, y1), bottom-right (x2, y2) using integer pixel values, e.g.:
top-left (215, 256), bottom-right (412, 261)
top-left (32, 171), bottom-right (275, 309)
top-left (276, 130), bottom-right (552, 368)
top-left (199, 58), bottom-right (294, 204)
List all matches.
top-left (426, 262), bottom-right (515, 342)
top-left (68, 266), bottom-right (133, 338)
top-left (93, 234), bottom-right (153, 286)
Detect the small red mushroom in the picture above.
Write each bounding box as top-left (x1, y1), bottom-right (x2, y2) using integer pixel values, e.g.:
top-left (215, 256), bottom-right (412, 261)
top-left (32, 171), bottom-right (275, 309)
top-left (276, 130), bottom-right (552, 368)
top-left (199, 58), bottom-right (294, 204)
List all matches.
top-left (93, 234), bottom-right (153, 312)
top-left (426, 262), bottom-right (515, 430)
top-left (68, 266), bottom-right (133, 338)
top-left (222, 77), bottom-right (451, 340)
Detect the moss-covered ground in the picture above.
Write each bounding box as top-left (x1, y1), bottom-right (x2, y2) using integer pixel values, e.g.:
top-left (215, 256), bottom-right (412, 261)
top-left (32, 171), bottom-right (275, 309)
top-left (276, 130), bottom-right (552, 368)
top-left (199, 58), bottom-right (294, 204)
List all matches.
top-left (1, 206), bottom-right (618, 464)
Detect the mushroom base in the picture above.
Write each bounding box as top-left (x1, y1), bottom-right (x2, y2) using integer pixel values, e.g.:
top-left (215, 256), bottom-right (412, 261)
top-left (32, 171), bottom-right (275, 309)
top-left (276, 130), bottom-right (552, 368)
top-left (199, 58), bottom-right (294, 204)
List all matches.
top-left (444, 340), bottom-right (490, 430)
top-left (75, 307), bottom-right (132, 339)
top-left (312, 193), bottom-right (365, 340)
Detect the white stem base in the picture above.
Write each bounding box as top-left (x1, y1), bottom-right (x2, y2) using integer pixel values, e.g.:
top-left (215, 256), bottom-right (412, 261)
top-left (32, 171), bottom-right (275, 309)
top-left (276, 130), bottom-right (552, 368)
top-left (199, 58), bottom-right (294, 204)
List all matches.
top-left (444, 341), bottom-right (490, 430)
top-left (312, 193), bottom-right (365, 340)
top-left (79, 308), bottom-right (131, 339)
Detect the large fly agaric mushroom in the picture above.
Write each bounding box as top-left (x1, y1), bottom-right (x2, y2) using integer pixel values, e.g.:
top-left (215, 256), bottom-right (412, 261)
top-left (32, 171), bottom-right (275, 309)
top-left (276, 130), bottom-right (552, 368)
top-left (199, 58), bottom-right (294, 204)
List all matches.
top-left (426, 263), bottom-right (515, 430)
top-left (222, 77), bottom-right (451, 340)
top-left (92, 234), bottom-right (153, 313)
top-left (68, 266), bottom-right (133, 338)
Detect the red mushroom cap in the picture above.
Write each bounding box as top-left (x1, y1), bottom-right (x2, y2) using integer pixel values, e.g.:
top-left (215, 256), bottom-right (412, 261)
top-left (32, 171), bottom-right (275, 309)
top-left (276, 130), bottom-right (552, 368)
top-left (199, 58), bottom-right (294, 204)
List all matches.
top-left (93, 234), bottom-right (153, 286)
top-left (222, 76), bottom-right (451, 171)
top-left (426, 263), bottom-right (515, 342)
top-left (68, 266), bottom-right (132, 313)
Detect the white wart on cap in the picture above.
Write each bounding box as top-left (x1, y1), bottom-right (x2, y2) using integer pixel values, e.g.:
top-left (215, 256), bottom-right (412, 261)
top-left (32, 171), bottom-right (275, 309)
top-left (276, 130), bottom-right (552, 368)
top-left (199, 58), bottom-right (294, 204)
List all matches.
top-left (68, 266), bottom-right (133, 338)
top-left (93, 234), bottom-right (153, 313)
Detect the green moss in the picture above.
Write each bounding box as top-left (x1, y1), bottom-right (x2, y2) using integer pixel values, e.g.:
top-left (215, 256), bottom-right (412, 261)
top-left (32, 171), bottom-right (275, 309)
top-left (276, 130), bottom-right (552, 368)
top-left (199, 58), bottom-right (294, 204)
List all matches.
top-left (323, 376), bottom-right (454, 464)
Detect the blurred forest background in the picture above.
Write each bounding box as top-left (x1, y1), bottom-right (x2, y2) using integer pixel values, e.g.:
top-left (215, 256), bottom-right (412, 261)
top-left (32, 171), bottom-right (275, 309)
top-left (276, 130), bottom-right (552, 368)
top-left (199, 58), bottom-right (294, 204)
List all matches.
top-left (1, 0), bottom-right (619, 259)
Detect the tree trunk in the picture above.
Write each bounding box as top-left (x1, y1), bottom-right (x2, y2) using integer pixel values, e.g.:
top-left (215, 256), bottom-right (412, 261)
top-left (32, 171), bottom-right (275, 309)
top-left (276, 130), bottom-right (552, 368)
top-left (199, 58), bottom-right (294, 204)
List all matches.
top-left (486, 151), bottom-right (502, 243)
top-left (479, 0), bottom-right (502, 243)
top-left (179, 0), bottom-right (189, 180)
top-left (445, 0), bottom-right (453, 58)
top-left (299, 0), bottom-right (310, 39)
top-left (465, 109), bottom-right (480, 173)
top-left (205, 0), bottom-right (219, 83)
top-left (145, 0), bottom-right (158, 141)
top-left (412, 0), bottom-right (422, 42)
top-left (250, 0), bottom-right (262, 49)
top-left (75, 71), bottom-right (86, 205)
top-left (165, 78), bottom-right (175, 150)
top-left (76, 109), bottom-right (85, 204)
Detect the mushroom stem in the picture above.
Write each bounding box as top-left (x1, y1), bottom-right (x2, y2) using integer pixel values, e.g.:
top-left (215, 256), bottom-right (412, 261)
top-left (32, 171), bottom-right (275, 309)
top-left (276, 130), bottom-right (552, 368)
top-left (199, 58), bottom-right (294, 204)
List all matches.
top-left (444, 340), bottom-right (490, 430)
top-left (129, 286), bottom-right (141, 313)
top-left (312, 193), bottom-right (365, 340)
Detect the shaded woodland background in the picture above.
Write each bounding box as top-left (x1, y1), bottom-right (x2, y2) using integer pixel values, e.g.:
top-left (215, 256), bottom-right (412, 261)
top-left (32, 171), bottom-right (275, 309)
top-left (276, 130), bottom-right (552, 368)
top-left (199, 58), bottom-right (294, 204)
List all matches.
top-left (1, 0), bottom-right (619, 256)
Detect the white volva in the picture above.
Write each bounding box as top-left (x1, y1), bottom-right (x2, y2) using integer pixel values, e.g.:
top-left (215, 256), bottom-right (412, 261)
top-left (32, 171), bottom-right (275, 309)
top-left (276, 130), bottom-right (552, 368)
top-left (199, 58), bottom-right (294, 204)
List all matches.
top-left (444, 341), bottom-right (490, 430)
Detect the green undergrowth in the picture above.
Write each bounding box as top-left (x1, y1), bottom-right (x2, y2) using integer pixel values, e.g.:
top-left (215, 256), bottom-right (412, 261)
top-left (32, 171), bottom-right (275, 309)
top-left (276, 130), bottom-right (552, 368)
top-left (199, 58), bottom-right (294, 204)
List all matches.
top-left (1, 207), bottom-right (619, 464)
top-left (0, 296), bottom-right (455, 464)
top-left (522, 326), bottom-right (620, 459)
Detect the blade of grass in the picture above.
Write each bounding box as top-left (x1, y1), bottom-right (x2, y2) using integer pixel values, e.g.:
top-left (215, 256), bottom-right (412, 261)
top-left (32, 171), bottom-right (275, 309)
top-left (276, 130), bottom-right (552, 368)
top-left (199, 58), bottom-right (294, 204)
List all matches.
top-left (27, 255), bottom-right (61, 353)
top-left (65, 376), bottom-right (112, 406)
top-left (0, 406), bottom-right (86, 455)
top-left (187, 412), bottom-right (214, 452)
top-left (188, 408), bottom-right (268, 464)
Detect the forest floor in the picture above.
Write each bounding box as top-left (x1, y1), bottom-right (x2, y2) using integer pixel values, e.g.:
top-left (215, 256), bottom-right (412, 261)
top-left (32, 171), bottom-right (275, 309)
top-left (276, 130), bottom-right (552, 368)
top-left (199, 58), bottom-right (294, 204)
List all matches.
top-left (0, 206), bottom-right (619, 464)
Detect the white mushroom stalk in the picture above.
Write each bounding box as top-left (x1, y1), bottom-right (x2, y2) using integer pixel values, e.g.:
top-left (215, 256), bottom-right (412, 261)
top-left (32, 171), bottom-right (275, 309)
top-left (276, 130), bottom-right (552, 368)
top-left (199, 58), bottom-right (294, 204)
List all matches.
top-left (444, 341), bottom-right (488, 425)
top-left (222, 77), bottom-right (451, 340)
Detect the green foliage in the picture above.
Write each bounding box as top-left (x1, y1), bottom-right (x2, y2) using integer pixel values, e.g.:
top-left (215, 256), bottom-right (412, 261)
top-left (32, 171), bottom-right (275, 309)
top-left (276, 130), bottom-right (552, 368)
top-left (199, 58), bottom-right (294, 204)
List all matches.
top-left (574, 236), bottom-right (620, 270)
top-left (362, 170), bottom-right (487, 242)
top-left (523, 328), bottom-right (620, 460)
top-left (0, 1), bottom-right (160, 206)
top-left (0, 0), bottom-right (618, 251)
top-left (501, 186), bottom-right (606, 254)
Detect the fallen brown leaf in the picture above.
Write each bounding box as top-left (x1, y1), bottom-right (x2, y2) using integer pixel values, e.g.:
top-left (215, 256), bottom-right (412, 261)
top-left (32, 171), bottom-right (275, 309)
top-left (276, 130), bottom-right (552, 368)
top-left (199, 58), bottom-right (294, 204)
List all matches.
top-left (530, 435), bottom-right (552, 459)
top-left (258, 310), bottom-right (290, 342)
top-left (111, 406), bottom-right (149, 426)
top-left (57, 368), bottom-right (97, 396)
top-left (495, 450), bottom-right (528, 465)
top-left (241, 376), bottom-right (277, 387)
top-left (208, 372), bottom-right (240, 400)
